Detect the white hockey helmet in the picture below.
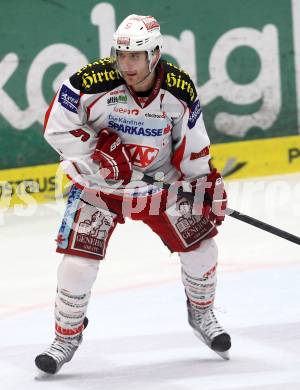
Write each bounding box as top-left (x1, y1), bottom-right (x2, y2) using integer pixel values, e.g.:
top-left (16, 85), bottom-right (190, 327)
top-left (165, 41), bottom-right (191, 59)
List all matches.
top-left (111, 14), bottom-right (163, 73)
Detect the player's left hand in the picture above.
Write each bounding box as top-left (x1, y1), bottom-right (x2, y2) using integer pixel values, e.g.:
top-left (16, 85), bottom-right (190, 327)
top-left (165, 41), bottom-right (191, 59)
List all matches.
top-left (192, 169), bottom-right (227, 225)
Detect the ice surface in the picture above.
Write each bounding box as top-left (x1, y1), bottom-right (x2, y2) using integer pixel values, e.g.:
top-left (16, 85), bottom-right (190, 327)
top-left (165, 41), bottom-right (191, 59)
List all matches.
top-left (1, 173), bottom-right (299, 389)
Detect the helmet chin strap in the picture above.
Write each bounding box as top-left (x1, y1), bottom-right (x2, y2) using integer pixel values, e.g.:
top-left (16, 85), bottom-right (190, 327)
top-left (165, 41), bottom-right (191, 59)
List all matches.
top-left (130, 55), bottom-right (160, 88)
top-left (133, 70), bottom-right (153, 86)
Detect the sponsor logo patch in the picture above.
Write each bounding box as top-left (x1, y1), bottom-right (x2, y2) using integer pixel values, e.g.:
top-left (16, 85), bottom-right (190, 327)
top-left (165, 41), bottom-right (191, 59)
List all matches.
top-left (108, 113), bottom-right (144, 127)
top-left (114, 107), bottom-right (139, 115)
top-left (188, 99), bottom-right (202, 129)
top-left (58, 85), bottom-right (80, 113)
top-left (163, 123), bottom-right (171, 134)
top-left (81, 67), bottom-right (121, 89)
top-left (73, 209), bottom-right (114, 256)
top-left (167, 199), bottom-right (215, 247)
top-left (165, 65), bottom-right (196, 102)
top-left (108, 120), bottom-right (163, 137)
top-left (107, 96), bottom-right (118, 105)
top-left (142, 17), bottom-right (160, 31)
top-left (117, 36), bottom-right (130, 45)
top-left (118, 95), bottom-right (127, 103)
top-left (57, 186), bottom-right (82, 249)
top-left (145, 112), bottom-right (166, 119)
top-left (190, 146), bottom-right (210, 160)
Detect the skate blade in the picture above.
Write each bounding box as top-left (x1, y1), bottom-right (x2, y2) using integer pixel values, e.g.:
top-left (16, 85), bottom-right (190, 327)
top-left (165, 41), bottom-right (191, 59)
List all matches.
top-left (215, 350), bottom-right (230, 360)
top-left (193, 329), bottom-right (230, 360)
top-left (34, 369), bottom-right (55, 381)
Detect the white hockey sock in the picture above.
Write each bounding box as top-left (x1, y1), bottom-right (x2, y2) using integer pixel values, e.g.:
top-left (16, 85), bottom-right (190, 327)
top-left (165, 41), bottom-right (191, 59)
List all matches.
top-left (179, 238), bottom-right (218, 310)
top-left (54, 254), bottom-right (99, 339)
top-left (181, 265), bottom-right (217, 310)
top-left (55, 288), bottom-right (90, 339)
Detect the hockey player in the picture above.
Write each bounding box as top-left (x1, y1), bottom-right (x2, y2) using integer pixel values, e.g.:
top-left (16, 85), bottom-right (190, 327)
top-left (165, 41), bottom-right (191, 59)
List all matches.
top-left (35, 14), bottom-right (231, 375)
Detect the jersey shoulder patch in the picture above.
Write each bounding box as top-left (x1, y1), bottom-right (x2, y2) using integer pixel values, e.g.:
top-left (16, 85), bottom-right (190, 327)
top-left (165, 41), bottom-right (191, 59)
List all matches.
top-left (70, 57), bottom-right (124, 94)
top-left (161, 60), bottom-right (197, 108)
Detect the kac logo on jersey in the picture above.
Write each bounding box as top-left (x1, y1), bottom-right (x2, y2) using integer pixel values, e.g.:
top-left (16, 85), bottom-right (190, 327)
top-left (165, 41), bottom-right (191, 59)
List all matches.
top-left (58, 85), bottom-right (80, 113)
top-left (188, 99), bottom-right (202, 129)
top-left (125, 144), bottom-right (159, 167)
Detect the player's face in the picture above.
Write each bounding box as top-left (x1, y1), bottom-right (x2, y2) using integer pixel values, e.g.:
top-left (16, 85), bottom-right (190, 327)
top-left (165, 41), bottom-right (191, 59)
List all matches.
top-left (117, 51), bottom-right (150, 88)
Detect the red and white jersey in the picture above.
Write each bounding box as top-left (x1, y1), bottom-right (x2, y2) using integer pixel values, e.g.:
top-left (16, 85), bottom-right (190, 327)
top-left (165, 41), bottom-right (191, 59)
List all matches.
top-left (44, 57), bottom-right (212, 198)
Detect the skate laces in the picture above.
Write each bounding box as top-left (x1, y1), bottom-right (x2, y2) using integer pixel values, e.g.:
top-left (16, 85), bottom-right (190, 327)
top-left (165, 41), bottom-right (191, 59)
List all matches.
top-left (193, 307), bottom-right (225, 339)
top-left (45, 336), bottom-right (81, 364)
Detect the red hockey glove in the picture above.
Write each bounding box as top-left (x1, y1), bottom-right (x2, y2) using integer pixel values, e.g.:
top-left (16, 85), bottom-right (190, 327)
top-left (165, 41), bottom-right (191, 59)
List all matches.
top-left (91, 129), bottom-right (132, 184)
top-left (193, 169), bottom-right (227, 225)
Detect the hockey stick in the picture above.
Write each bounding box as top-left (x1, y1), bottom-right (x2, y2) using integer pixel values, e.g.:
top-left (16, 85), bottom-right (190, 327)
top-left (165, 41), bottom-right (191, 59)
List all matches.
top-left (133, 171), bottom-right (300, 246)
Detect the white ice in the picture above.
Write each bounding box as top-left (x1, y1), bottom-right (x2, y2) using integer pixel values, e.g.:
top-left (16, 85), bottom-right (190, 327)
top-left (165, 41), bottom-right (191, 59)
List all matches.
top-left (1, 173), bottom-right (300, 390)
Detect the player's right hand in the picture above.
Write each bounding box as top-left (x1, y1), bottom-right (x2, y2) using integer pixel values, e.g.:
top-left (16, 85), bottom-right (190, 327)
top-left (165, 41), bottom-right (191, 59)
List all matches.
top-left (91, 129), bottom-right (133, 184)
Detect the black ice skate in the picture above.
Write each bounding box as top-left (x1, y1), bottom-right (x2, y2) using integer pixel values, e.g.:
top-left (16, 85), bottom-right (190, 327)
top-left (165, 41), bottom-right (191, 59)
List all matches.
top-left (35, 317), bottom-right (88, 375)
top-left (187, 300), bottom-right (231, 360)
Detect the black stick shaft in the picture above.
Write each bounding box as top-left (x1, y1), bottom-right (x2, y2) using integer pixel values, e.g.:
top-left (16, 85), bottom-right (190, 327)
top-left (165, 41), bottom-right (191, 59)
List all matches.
top-left (140, 173), bottom-right (300, 246)
top-left (226, 208), bottom-right (300, 245)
